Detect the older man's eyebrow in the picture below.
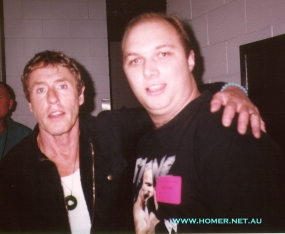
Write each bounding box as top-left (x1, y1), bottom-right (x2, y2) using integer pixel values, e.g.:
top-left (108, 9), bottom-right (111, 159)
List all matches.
top-left (31, 78), bottom-right (69, 87)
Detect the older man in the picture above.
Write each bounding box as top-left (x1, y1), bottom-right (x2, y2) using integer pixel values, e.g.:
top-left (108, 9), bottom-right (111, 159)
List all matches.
top-left (0, 82), bottom-right (31, 159)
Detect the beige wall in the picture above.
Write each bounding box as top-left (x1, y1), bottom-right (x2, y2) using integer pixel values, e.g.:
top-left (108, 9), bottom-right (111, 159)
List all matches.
top-left (4, 0), bottom-right (285, 124)
top-left (167, 0), bottom-right (285, 84)
top-left (4, 0), bottom-right (109, 129)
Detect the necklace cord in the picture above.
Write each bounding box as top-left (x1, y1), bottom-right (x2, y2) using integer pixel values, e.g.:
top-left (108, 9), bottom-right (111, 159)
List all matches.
top-left (61, 149), bottom-right (79, 211)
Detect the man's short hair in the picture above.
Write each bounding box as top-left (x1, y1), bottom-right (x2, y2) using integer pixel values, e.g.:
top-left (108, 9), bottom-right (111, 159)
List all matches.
top-left (21, 50), bottom-right (84, 102)
top-left (122, 12), bottom-right (192, 56)
top-left (0, 81), bottom-right (15, 101)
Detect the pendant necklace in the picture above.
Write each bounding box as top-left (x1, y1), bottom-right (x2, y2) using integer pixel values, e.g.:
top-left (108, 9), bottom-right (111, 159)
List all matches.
top-left (61, 155), bottom-right (78, 211)
top-left (64, 187), bottom-right (77, 210)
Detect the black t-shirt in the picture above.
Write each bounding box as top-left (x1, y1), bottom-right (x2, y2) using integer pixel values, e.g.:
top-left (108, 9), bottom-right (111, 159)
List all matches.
top-left (132, 91), bottom-right (285, 233)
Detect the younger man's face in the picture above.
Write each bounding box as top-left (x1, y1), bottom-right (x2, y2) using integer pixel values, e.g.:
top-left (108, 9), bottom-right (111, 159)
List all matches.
top-left (122, 19), bottom-right (197, 122)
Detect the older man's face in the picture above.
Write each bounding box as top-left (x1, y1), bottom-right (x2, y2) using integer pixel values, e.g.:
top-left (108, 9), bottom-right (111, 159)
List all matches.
top-left (0, 85), bottom-right (13, 120)
top-left (28, 66), bottom-right (84, 137)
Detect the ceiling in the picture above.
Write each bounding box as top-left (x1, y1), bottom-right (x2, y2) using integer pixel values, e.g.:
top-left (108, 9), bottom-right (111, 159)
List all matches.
top-left (106, 0), bottom-right (166, 41)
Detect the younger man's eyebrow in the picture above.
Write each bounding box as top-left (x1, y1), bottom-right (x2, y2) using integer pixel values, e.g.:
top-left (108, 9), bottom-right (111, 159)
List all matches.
top-left (123, 44), bottom-right (175, 61)
top-left (123, 52), bottom-right (139, 61)
top-left (156, 44), bottom-right (175, 50)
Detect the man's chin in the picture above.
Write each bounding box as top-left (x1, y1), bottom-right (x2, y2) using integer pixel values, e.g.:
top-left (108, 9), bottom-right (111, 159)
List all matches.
top-left (39, 125), bottom-right (72, 137)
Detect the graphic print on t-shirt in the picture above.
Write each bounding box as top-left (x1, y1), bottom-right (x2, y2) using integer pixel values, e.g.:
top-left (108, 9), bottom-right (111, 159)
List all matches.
top-left (133, 155), bottom-right (176, 233)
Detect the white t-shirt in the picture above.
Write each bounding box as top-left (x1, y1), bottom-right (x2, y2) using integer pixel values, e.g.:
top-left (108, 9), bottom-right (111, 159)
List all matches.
top-left (61, 169), bottom-right (91, 234)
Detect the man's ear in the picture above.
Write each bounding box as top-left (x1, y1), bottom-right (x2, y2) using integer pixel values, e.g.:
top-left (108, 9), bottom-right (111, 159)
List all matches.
top-left (187, 50), bottom-right (195, 72)
top-left (79, 86), bottom-right (85, 106)
top-left (8, 99), bottom-right (13, 111)
top-left (28, 102), bottom-right (33, 113)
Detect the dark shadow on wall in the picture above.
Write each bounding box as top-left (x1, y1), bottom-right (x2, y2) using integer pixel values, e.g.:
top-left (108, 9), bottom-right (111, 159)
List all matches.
top-left (106, 0), bottom-right (166, 42)
top-left (75, 61), bottom-right (96, 116)
top-left (182, 21), bottom-right (205, 86)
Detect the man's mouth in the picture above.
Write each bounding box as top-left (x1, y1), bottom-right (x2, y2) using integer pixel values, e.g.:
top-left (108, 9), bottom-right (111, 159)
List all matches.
top-left (49, 111), bottom-right (64, 118)
top-left (147, 84), bottom-right (166, 93)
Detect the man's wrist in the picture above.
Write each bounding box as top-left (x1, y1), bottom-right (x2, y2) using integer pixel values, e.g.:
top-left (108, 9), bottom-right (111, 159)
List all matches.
top-left (221, 82), bottom-right (248, 96)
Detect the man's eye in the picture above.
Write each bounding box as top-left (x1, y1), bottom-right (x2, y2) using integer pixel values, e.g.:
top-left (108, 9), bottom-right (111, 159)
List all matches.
top-left (37, 88), bottom-right (44, 93)
top-left (160, 52), bottom-right (168, 57)
top-left (59, 84), bottom-right (67, 89)
top-left (131, 59), bottom-right (140, 65)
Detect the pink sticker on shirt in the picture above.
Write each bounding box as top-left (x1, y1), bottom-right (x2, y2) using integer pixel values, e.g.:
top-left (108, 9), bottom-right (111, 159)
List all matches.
top-left (156, 176), bottom-right (182, 205)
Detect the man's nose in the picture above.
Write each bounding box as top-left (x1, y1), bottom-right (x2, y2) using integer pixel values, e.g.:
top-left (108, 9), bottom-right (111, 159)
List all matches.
top-left (47, 88), bottom-right (59, 104)
top-left (143, 59), bottom-right (159, 79)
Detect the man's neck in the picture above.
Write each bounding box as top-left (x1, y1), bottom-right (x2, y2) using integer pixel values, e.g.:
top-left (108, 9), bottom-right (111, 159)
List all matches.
top-left (37, 119), bottom-right (80, 177)
top-left (151, 88), bottom-right (200, 128)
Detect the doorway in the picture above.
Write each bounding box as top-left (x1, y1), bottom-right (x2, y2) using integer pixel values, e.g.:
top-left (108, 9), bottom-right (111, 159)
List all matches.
top-left (106, 0), bottom-right (166, 109)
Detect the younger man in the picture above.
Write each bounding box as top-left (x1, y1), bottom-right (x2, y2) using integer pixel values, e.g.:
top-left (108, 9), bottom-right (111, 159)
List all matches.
top-left (122, 13), bottom-right (285, 233)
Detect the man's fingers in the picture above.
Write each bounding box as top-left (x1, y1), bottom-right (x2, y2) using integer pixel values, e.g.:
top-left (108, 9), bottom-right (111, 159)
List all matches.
top-left (222, 102), bottom-right (237, 127)
top-left (260, 120), bottom-right (266, 133)
top-left (210, 93), bottom-right (223, 112)
top-left (249, 113), bottom-right (262, 139)
top-left (237, 109), bottom-right (250, 135)
top-left (212, 87), bottom-right (265, 137)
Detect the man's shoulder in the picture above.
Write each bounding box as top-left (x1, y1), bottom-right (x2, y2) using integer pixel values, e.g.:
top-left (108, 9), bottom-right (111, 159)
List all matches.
top-left (6, 117), bottom-right (32, 135)
top-left (191, 92), bottom-right (258, 152)
top-left (183, 91), bottom-right (225, 129)
top-left (5, 133), bottom-right (34, 156)
top-left (0, 133), bottom-right (37, 171)
top-left (194, 92), bottom-right (283, 160)
top-left (194, 91), bottom-right (235, 131)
